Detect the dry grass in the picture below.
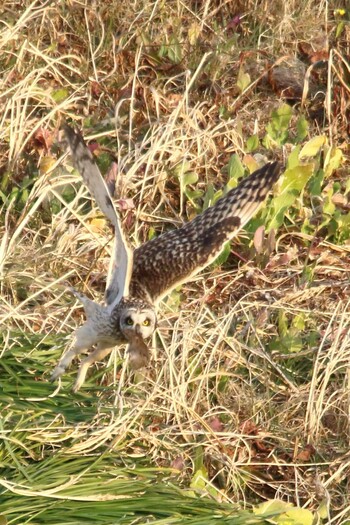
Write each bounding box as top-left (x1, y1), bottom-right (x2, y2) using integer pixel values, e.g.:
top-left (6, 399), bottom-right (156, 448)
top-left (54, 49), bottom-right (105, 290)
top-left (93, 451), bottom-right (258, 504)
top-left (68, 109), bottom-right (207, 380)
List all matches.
top-left (1, 1), bottom-right (350, 524)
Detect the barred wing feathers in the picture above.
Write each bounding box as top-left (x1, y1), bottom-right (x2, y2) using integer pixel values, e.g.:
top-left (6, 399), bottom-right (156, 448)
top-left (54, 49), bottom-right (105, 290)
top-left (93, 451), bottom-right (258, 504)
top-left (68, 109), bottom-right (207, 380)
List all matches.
top-left (63, 124), bottom-right (133, 307)
top-left (130, 162), bottom-right (281, 303)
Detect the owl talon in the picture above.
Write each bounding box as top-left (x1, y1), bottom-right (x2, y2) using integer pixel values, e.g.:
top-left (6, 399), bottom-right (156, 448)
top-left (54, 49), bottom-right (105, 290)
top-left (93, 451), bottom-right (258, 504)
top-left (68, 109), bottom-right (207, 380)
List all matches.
top-left (50, 365), bottom-right (65, 382)
top-left (72, 378), bottom-right (82, 393)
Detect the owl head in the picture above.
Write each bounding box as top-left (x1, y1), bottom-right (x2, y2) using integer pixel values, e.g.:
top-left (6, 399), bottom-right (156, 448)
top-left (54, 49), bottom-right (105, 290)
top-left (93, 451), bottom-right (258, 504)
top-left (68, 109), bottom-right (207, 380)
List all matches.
top-left (118, 298), bottom-right (157, 341)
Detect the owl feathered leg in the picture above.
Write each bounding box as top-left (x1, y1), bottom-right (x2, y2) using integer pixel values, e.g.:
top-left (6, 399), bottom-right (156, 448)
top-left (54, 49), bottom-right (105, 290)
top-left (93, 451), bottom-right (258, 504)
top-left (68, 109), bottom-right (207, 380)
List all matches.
top-left (50, 321), bottom-right (102, 382)
top-left (50, 288), bottom-right (118, 383)
top-left (73, 342), bottom-right (116, 392)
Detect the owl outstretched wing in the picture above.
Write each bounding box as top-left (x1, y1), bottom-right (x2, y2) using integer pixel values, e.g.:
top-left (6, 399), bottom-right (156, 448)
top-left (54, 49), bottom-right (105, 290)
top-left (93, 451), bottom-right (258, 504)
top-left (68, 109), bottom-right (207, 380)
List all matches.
top-left (129, 162), bottom-right (281, 304)
top-left (63, 124), bottom-right (133, 307)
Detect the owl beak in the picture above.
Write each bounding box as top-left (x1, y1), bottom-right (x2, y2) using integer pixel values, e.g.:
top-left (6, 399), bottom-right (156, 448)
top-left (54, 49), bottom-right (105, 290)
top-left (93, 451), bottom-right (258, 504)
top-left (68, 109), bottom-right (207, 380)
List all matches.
top-left (135, 324), bottom-right (142, 336)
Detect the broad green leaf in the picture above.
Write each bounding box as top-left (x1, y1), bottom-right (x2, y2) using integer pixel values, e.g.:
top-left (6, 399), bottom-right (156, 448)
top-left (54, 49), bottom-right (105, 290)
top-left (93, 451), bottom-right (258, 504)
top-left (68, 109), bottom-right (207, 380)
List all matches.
top-left (174, 161), bottom-right (191, 177)
top-left (323, 190), bottom-right (336, 215)
top-left (287, 146), bottom-right (301, 169)
top-left (324, 146), bottom-right (343, 177)
top-left (51, 88), bottom-right (69, 102)
top-left (282, 333), bottom-right (303, 353)
top-left (317, 498), bottom-right (330, 520)
top-left (267, 163), bottom-right (313, 230)
top-left (237, 67), bottom-right (251, 93)
top-left (227, 154), bottom-right (244, 185)
top-left (269, 104), bottom-right (293, 134)
top-left (277, 507), bottom-right (314, 525)
top-left (309, 169), bottom-right (325, 196)
top-left (212, 241), bottom-right (231, 267)
top-left (264, 104), bottom-right (292, 146)
top-left (296, 114), bottom-right (309, 142)
top-left (267, 191), bottom-right (296, 230)
top-left (184, 188), bottom-right (204, 202)
top-left (299, 135), bottom-right (327, 158)
top-left (254, 500), bottom-right (293, 516)
top-left (182, 171), bottom-right (198, 188)
top-left (246, 134), bottom-right (260, 152)
top-left (273, 103), bottom-right (293, 129)
top-left (254, 500), bottom-right (314, 525)
top-left (292, 313), bottom-right (305, 331)
top-left (202, 183), bottom-right (215, 210)
top-left (280, 164), bottom-right (314, 193)
top-left (190, 467), bottom-right (208, 490)
top-left (148, 226), bottom-right (156, 240)
top-left (336, 211), bottom-right (350, 241)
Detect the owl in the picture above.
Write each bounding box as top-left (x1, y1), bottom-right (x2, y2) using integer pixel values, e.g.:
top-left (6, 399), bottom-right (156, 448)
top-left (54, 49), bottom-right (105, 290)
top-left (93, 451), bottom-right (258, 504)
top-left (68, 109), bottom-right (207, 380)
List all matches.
top-left (50, 124), bottom-right (281, 391)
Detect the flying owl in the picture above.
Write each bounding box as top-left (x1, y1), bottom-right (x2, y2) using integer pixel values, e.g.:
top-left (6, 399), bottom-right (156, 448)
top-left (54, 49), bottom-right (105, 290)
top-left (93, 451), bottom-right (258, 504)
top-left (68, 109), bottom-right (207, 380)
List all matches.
top-left (50, 124), bottom-right (281, 391)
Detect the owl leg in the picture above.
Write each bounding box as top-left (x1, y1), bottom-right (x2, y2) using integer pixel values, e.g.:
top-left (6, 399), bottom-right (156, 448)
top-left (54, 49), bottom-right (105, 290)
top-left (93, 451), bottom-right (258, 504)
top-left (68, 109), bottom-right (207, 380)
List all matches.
top-left (73, 342), bottom-right (115, 392)
top-left (50, 322), bottom-right (100, 382)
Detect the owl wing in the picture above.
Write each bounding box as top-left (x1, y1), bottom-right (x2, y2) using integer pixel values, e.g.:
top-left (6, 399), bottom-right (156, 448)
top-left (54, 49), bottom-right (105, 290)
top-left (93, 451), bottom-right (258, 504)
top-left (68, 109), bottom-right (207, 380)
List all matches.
top-left (63, 124), bottom-right (133, 307)
top-left (129, 162), bottom-right (281, 304)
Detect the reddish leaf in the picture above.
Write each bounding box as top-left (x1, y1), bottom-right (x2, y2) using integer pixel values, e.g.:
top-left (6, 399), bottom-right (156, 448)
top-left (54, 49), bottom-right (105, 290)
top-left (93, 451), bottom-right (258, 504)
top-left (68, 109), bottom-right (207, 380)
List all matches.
top-left (295, 444), bottom-right (316, 461)
top-left (117, 198), bottom-right (135, 211)
top-left (208, 416), bottom-right (224, 432)
top-left (105, 162), bottom-right (118, 196)
top-left (33, 127), bottom-right (54, 152)
top-left (171, 456), bottom-right (185, 471)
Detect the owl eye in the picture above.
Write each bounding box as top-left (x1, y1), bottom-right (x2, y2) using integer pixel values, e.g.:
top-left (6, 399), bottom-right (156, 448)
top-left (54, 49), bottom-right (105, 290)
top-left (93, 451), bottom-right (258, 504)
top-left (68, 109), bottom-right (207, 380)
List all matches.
top-left (125, 317), bottom-right (133, 326)
top-left (142, 319), bottom-right (150, 326)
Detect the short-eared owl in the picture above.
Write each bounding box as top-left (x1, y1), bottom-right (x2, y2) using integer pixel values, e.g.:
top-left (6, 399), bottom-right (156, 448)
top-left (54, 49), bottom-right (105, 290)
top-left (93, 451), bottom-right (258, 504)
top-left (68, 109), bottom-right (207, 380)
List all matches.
top-left (50, 125), bottom-right (281, 391)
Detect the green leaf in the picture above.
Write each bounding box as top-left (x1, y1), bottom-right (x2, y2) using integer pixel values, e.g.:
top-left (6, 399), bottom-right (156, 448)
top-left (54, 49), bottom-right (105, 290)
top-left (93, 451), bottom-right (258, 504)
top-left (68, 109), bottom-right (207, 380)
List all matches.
top-left (254, 500), bottom-right (293, 516)
top-left (324, 146), bottom-right (343, 177)
top-left (227, 154), bottom-right (244, 185)
top-left (280, 164), bottom-right (314, 193)
top-left (299, 135), bottom-right (327, 159)
top-left (277, 507), bottom-right (314, 525)
top-left (211, 241), bottom-right (231, 267)
top-left (237, 67), bottom-right (251, 93)
top-left (190, 466), bottom-right (208, 490)
top-left (278, 311), bottom-right (289, 338)
top-left (273, 103), bottom-right (293, 130)
top-left (254, 500), bottom-right (314, 525)
top-left (267, 164), bottom-right (313, 230)
top-left (51, 88), bottom-right (69, 102)
top-left (293, 313), bottom-right (305, 331)
top-left (184, 188), bottom-right (204, 202)
top-left (167, 35), bottom-right (182, 63)
top-left (336, 20), bottom-right (345, 38)
top-left (182, 172), bottom-right (199, 187)
top-left (246, 134), bottom-right (260, 152)
top-left (296, 114), bottom-right (309, 142)
top-left (264, 104), bottom-right (293, 146)
top-left (309, 169), bottom-right (325, 196)
top-left (287, 146), bottom-right (301, 169)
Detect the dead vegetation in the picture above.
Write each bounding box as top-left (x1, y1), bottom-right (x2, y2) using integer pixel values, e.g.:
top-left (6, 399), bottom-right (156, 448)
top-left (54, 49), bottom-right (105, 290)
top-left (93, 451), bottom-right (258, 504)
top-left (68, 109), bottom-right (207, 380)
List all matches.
top-left (0, 1), bottom-right (350, 524)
